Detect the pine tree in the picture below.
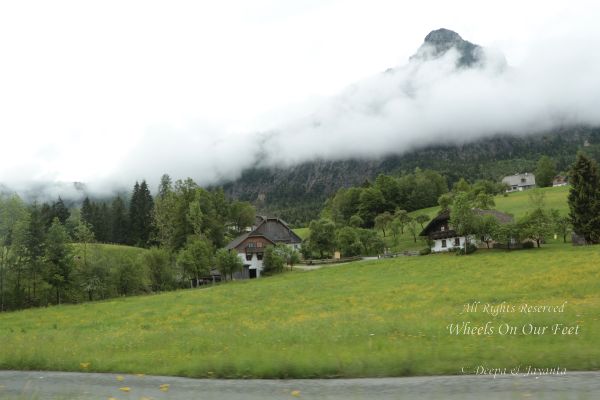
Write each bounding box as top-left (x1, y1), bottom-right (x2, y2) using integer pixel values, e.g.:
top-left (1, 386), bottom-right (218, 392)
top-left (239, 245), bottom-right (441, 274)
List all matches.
top-left (129, 182), bottom-right (141, 245)
top-left (568, 152), bottom-right (600, 243)
top-left (111, 196), bottom-right (129, 244)
top-left (52, 197), bottom-right (70, 224)
top-left (25, 204), bottom-right (46, 302)
top-left (95, 203), bottom-right (111, 242)
top-left (40, 202), bottom-right (53, 229)
top-left (81, 197), bottom-right (94, 227)
top-left (129, 181), bottom-right (154, 247)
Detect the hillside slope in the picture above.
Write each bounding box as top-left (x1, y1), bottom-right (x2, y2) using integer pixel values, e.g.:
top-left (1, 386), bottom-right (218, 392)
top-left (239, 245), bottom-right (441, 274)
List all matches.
top-left (1, 243), bottom-right (598, 378)
top-left (223, 128), bottom-right (598, 225)
top-left (412, 185), bottom-right (570, 221)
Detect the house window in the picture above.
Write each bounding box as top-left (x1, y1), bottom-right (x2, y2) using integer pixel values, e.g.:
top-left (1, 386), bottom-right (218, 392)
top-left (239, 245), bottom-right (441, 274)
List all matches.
top-left (247, 242), bottom-right (256, 248)
top-left (257, 253), bottom-right (264, 261)
top-left (257, 242), bottom-right (263, 248)
top-left (441, 240), bottom-right (447, 248)
top-left (440, 226), bottom-right (445, 232)
top-left (454, 238), bottom-right (460, 246)
top-left (245, 253), bottom-right (252, 261)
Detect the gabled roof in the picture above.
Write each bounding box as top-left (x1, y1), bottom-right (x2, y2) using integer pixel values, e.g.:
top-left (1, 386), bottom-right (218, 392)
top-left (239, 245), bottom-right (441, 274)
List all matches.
top-left (502, 173), bottom-right (536, 187)
top-left (226, 216), bottom-right (302, 250)
top-left (225, 232), bottom-right (250, 250)
top-left (474, 209), bottom-right (514, 224)
top-left (419, 208), bottom-right (514, 237)
top-left (253, 217), bottom-right (302, 244)
top-left (419, 210), bottom-right (451, 237)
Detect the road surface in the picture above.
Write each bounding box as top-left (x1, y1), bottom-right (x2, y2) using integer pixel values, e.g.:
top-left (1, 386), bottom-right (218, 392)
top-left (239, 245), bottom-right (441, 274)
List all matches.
top-left (1, 370), bottom-right (599, 399)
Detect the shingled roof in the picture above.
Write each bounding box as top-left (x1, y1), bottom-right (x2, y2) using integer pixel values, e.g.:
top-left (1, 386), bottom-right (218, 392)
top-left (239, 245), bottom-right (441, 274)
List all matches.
top-left (419, 208), bottom-right (514, 237)
top-left (473, 209), bottom-right (514, 224)
top-left (226, 216), bottom-right (302, 250)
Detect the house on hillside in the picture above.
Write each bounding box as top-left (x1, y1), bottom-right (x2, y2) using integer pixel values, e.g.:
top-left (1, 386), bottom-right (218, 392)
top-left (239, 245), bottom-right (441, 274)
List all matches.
top-left (502, 173), bottom-right (536, 192)
top-left (225, 216), bottom-right (302, 279)
top-left (552, 175), bottom-right (568, 187)
top-left (419, 209), bottom-right (514, 253)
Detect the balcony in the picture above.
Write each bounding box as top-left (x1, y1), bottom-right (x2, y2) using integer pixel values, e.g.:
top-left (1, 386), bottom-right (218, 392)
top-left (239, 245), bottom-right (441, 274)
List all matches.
top-left (244, 246), bottom-right (265, 253)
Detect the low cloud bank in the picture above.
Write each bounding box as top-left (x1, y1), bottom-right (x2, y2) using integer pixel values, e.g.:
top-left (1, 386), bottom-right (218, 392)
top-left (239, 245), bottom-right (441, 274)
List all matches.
top-left (4, 31), bottom-right (600, 200)
top-left (128, 33), bottom-right (600, 190)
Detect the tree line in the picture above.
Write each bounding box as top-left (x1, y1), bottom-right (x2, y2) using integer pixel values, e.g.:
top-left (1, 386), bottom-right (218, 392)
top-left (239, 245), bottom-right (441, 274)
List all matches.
top-left (0, 174), bottom-right (257, 312)
top-left (304, 152), bottom-right (575, 258)
top-left (304, 169), bottom-right (505, 258)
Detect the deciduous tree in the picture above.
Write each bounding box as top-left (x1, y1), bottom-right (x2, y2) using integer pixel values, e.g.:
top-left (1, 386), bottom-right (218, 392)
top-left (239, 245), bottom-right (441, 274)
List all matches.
top-left (535, 155), bottom-right (556, 188)
top-left (215, 248), bottom-right (243, 281)
top-left (308, 219), bottom-right (336, 259)
top-left (177, 236), bottom-right (213, 287)
top-left (44, 218), bottom-right (73, 304)
top-left (374, 212), bottom-right (393, 237)
top-left (450, 192), bottom-right (476, 252)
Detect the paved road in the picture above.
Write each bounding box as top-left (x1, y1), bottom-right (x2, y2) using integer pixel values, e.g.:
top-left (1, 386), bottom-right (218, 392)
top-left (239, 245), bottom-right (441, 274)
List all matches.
top-left (1, 370), bottom-right (599, 399)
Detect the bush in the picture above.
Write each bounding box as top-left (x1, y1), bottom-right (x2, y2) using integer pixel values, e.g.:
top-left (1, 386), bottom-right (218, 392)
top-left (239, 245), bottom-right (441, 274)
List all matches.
top-left (419, 247), bottom-right (431, 256)
top-left (456, 243), bottom-right (478, 255)
top-left (522, 241), bottom-right (535, 249)
top-left (262, 246), bottom-right (285, 276)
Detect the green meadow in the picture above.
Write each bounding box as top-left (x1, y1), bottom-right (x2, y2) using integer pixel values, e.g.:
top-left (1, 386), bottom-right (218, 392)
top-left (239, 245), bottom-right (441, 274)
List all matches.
top-left (411, 185), bottom-right (570, 220)
top-left (0, 241), bottom-right (598, 378)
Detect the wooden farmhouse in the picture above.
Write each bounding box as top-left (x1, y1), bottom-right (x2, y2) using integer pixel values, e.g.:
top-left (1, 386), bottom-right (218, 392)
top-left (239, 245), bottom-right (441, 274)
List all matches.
top-left (226, 216), bottom-right (302, 278)
top-left (420, 209), bottom-right (514, 253)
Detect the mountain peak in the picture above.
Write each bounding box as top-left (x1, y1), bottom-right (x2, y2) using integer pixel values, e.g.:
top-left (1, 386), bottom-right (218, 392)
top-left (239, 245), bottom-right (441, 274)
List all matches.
top-left (412, 28), bottom-right (482, 67)
top-left (424, 28), bottom-right (463, 45)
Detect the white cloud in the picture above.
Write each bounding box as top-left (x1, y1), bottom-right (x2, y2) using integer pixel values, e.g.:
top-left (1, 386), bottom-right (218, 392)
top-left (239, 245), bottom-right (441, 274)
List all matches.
top-left (0, 0), bottom-right (599, 196)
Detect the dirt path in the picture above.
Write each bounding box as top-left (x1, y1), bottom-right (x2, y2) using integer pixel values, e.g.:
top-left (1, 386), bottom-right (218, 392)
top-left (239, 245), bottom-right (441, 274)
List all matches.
top-left (295, 257), bottom-right (380, 270)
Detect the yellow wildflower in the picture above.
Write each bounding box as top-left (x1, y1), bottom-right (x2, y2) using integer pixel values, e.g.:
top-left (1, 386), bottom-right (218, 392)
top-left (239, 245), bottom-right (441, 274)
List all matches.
top-left (119, 387), bottom-right (130, 392)
top-left (291, 390), bottom-right (301, 397)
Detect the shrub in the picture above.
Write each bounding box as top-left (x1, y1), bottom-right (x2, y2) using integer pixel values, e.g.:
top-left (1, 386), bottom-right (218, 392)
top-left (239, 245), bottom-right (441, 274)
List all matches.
top-left (419, 247), bottom-right (431, 256)
top-left (456, 243), bottom-right (478, 255)
top-left (262, 246), bottom-right (285, 276)
top-left (522, 241), bottom-right (535, 249)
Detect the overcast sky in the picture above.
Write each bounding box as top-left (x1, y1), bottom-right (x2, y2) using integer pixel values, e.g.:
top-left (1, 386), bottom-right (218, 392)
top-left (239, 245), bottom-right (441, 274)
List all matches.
top-left (1, 0), bottom-right (599, 194)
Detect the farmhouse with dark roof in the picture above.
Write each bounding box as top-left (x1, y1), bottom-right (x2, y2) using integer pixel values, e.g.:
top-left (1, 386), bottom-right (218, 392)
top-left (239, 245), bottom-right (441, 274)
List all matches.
top-left (226, 216), bottom-right (302, 278)
top-left (420, 209), bottom-right (514, 253)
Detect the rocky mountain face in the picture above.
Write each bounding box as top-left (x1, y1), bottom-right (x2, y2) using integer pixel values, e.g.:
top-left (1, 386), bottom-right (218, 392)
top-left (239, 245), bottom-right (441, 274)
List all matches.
top-left (222, 127), bottom-right (599, 225)
top-left (411, 28), bottom-right (483, 67)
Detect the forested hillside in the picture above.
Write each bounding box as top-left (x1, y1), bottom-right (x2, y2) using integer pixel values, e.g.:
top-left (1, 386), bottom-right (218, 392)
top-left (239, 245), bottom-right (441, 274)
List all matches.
top-left (222, 126), bottom-right (600, 225)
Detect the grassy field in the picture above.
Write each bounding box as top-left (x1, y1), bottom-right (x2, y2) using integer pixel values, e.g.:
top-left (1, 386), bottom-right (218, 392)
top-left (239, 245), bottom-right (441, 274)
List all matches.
top-left (72, 242), bottom-right (147, 258)
top-left (0, 242), bottom-right (598, 378)
top-left (411, 185), bottom-right (569, 221)
top-left (293, 227), bottom-right (310, 240)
